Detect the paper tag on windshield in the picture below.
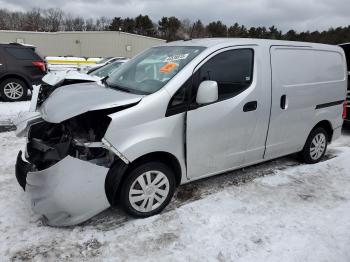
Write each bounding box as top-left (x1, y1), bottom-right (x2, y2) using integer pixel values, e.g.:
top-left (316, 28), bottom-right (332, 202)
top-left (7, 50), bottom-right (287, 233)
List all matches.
top-left (160, 63), bottom-right (177, 73)
top-left (164, 54), bottom-right (189, 62)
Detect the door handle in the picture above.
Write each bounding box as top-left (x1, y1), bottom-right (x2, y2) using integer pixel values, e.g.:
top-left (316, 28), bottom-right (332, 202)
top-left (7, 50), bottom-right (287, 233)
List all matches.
top-left (243, 101), bottom-right (257, 112)
top-left (280, 95), bottom-right (288, 110)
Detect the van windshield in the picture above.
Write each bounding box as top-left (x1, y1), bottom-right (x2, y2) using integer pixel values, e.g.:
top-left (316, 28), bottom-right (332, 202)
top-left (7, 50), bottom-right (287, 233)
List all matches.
top-left (106, 46), bottom-right (205, 94)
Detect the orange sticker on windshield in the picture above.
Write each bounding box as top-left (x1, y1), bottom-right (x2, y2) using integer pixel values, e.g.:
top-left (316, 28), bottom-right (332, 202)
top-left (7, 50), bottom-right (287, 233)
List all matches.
top-left (160, 63), bottom-right (177, 73)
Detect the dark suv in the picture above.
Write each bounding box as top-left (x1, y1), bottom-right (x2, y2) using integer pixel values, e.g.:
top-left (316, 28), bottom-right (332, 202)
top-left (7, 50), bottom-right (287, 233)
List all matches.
top-left (0, 43), bottom-right (46, 102)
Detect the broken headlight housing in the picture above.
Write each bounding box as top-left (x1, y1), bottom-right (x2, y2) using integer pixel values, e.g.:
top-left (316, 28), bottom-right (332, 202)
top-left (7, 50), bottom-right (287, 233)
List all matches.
top-left (26, 109), bottom-right (116, 171)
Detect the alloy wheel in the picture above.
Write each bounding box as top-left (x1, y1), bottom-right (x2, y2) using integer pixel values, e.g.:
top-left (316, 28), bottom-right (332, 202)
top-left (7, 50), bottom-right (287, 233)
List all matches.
top-left (3, 82), bottom-right (24, 100)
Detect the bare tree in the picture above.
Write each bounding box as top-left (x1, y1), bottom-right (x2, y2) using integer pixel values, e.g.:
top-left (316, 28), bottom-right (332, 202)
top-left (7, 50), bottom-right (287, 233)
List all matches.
top-left (0, 9), bottom-right (10, 30)
top-left (63, 13), bottom-right (75, 31)
top-left (0, 8), bottom-right (349, 44)
top-left (177, 18), bottom-right (192, 39)
top-left (45, 8), bottom-right (63, 32)
top-left (96, 16), bottom-right (110, 31)
top-left (85, 18), bottom-right (96, 31)
top-left (23, 8), bottom-right (43, 31)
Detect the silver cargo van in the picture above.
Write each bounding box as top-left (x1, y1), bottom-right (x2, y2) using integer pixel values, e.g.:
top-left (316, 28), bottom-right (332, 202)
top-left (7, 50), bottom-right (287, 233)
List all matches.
top-left (15, 38), bottom-right (347, 226)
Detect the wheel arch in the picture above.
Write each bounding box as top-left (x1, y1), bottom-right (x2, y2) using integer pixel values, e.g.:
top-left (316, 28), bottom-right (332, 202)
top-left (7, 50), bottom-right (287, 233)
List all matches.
top-left (105, 151), bottom-right (183, 206)
top-left (311, 120), bottom-right (333, 142)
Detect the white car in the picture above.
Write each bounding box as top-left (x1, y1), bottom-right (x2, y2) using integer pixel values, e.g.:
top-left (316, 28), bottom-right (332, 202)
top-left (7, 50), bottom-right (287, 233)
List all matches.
top-left (42, 59), bottom-right (129, 87)
top-left (81, 56), bottom-right (126, 73)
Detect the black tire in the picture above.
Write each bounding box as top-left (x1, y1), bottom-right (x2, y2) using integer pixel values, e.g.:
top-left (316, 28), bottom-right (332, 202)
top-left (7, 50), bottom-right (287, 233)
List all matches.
top-left (120, 162), bottom-right (176, 218)
top-left (299, 127), bottom-right (328, 164)
top-left (0, 78), bottom-right (28, 102)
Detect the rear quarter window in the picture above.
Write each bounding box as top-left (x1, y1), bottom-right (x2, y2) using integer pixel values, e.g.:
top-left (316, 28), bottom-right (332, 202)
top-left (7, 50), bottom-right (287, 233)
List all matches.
top-left (5, 47), bottom-right (41, 60)
top-left (272, 48), bottom-right (345, 86)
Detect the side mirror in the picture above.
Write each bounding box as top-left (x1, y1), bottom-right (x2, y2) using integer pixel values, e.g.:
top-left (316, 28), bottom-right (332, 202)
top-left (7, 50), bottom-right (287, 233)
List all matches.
top-left (196, 80), bottom-right (218, 105)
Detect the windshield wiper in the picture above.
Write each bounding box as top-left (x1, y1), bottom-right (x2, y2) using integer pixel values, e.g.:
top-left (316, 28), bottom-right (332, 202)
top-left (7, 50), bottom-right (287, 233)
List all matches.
top-left (103, 79), bottom-right (132, 93)
top-left (109, 84), bottom-right (132, 93)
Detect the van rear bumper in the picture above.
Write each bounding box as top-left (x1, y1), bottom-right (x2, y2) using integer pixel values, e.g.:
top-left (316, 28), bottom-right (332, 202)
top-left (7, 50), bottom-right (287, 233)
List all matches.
top-left (15, 152), bottom-right (110, 226)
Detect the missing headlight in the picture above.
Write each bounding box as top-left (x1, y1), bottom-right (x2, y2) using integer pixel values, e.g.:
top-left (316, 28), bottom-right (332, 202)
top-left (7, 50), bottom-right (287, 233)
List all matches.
top-left (26, 108), bottom-right (120, 170)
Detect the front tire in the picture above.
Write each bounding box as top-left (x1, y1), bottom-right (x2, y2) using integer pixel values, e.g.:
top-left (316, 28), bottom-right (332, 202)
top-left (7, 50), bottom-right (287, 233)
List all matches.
top-left (120, 162), bottom-right (176, 217)
top-left (300, 127), bottom-right (328, 164)
top-left (0, 78), bottom-right (28, 102)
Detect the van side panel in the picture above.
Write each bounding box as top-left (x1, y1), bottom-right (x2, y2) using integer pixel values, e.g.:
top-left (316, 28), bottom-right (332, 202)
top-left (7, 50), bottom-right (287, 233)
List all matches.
top-left (265, 46), bottom-right (347, 159)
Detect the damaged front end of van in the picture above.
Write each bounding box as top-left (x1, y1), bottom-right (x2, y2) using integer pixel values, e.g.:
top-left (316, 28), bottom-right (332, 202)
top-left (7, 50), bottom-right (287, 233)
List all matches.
top-left (14, 77), bottom-right (143, 226)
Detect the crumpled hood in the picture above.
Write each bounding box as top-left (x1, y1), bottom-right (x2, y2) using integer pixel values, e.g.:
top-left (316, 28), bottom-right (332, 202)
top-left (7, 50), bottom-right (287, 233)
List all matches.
top-left (42, 70), bottom-right (101, 86)
top-left (39, 82), bottom-right (143, 123)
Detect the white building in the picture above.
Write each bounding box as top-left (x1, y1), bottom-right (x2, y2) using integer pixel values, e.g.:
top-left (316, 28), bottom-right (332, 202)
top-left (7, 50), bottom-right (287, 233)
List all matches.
top-left (0, 30), bottom-right (165, 58)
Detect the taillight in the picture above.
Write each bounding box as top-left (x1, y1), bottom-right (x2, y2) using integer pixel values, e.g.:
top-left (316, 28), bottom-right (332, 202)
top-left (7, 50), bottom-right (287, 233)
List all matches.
top-left (342, 101), bottom-right (347, 119)
top-left (32, 61), bottom-right (46, 73)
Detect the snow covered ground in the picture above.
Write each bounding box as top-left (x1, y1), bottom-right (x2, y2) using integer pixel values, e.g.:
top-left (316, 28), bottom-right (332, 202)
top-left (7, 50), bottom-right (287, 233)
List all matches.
top-left (0, 101), bottom-right (30, 125)
top-left (0, 128), bottom-right (350, 261)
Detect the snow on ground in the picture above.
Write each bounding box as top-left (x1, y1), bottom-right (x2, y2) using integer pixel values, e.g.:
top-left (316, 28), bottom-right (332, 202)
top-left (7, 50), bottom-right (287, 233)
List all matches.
top-left (0, 129), bottom-right (350, 261)
top-left (0, 101), bottom-right (30, 125)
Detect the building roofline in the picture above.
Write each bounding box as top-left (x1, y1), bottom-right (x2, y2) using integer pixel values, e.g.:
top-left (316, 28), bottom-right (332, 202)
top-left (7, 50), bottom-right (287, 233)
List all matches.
top-left (0, 30), bottom-right (166, 42)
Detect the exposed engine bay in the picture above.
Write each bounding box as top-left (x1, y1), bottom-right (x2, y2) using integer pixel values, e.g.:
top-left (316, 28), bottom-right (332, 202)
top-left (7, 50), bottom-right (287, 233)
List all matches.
top-left (26, 107), bottom-right (127, 171)
top-left (22, 74), bottom-right (142, 170)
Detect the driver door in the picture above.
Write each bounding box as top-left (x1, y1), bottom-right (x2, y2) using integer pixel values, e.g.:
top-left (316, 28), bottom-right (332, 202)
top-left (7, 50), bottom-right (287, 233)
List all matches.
top-left (186, 47), bottom-right (268, 180)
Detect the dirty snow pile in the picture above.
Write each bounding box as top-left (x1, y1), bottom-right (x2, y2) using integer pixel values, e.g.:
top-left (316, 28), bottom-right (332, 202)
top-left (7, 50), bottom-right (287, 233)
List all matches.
top-left (0, 130), bottom-right (350, 261)
top-left (0, 101), bottom-right (30, 125)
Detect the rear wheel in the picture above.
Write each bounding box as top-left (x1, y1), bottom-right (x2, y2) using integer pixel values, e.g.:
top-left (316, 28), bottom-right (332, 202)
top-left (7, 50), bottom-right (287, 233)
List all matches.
top-left (0, 78), bottom-right (28, 102)
top-left (120, 162), bottom-right (175, 217)
top-left (300, 127), bottom-right (328, 164)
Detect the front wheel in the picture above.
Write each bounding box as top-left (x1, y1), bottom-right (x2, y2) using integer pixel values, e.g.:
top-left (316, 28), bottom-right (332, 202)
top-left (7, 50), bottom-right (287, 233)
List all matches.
top-left (120, 162), bottom-right (176, 217)
top-left (300, 127), bottom-right (328, 164)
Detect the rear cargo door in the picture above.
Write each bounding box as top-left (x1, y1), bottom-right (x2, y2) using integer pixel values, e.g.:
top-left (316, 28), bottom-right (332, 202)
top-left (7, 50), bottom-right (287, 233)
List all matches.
top-left (265, 46), bottom-right (346, 159)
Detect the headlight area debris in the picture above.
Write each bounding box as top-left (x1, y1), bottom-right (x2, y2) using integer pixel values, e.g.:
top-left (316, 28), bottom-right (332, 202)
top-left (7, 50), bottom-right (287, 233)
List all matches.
top-left (27, 111), bottom-right (115, 171)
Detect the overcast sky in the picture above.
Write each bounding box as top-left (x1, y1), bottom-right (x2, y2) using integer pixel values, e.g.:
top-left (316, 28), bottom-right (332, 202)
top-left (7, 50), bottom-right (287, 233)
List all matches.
top-left (1, 0), bottom-right (349, 32)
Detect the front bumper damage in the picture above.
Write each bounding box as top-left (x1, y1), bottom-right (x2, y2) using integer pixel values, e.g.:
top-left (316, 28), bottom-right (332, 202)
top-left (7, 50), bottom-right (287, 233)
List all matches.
top-left (14, 109), bottom-right (129, 226)
top-left (12, 78), bottom-right (143, 226)
top-left (16, 150), bottom-right (111, 226)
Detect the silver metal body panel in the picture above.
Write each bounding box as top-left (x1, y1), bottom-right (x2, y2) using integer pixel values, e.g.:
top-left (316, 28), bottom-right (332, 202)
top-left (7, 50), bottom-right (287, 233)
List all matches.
top-left (104, 88), bottom-right (188, 182)
top-left (265, 46), bottom-right (347, 159)
top-left (26, 156), bottom-right (110, 226)
top-left (14, 111), bottom-right (42, 137)
top-left (186, 46), bottom-right (271, 179)
top-left (39, 82), bottom-right (144, 123)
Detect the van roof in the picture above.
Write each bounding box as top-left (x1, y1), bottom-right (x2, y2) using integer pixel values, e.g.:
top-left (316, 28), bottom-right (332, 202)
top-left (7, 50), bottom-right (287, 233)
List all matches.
top-left (163, 38), bottom-right (339, 50)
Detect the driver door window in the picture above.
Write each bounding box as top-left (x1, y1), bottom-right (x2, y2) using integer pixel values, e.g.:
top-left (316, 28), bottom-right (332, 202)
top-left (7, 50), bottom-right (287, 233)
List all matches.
top-left (194, 48), bottom-right (254, 102)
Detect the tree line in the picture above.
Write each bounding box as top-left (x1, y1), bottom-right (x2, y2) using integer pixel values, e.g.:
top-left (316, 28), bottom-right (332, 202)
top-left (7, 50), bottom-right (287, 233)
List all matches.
top-left (0, 8), bottom-right (349, 44)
